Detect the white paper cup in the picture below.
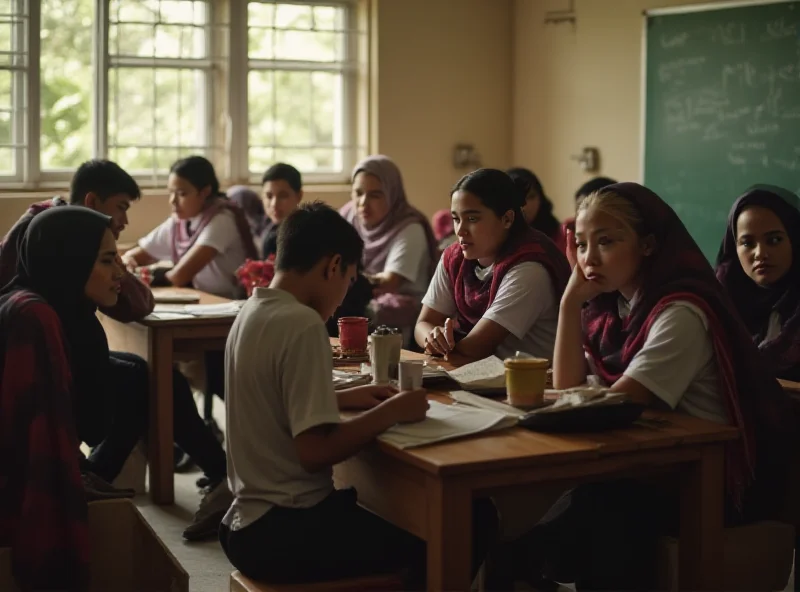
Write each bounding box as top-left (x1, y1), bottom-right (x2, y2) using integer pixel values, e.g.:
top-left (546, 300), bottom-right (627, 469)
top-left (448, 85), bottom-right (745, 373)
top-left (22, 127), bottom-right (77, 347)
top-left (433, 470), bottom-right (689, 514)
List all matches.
top-left (399, 360), bottom-right (424, 390)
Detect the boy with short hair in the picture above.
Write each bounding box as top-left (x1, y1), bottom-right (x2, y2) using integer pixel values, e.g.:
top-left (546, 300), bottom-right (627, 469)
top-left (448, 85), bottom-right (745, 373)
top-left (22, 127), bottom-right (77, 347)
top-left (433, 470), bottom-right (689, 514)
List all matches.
top-left (260, 162), bottom-right (303, 258)
top-left (221, 202), bottom-right (496, 587)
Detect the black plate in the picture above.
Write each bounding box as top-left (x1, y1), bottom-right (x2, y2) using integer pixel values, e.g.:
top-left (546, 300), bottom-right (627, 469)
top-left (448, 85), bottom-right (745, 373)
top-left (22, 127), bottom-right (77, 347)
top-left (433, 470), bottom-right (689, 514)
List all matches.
top-left (518, 401), bottom-right (645, 433)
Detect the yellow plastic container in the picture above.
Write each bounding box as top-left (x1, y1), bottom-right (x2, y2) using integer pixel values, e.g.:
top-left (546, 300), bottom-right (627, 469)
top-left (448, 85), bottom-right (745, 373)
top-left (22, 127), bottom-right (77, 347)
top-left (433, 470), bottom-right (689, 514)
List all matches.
top-left (504, 356), bottom-right (549, 407)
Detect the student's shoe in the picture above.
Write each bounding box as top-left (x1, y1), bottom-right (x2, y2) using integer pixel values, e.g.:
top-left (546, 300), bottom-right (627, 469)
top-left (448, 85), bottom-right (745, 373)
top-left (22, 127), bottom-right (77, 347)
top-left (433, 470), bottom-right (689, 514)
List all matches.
top-left (82, 472), bottom-right (136, 502)
top-left (182, 480), bottom-right (233, 541)
top-left (174, 443), bottom-right (195, 473)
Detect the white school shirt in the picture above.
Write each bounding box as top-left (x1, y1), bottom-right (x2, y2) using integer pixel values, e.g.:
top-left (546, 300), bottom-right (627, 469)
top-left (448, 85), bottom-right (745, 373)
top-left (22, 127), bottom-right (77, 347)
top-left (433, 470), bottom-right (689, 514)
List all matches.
top-left (138, 209), bottom-right (247, 299)
top-left (222, 288), bottom-right (342, 531)
top-left (589, 298), bottom-right (728, 424)
top-left (382, 222), bottom-right (431, 298)
top-left (422, 258), bottom-right (558, 360)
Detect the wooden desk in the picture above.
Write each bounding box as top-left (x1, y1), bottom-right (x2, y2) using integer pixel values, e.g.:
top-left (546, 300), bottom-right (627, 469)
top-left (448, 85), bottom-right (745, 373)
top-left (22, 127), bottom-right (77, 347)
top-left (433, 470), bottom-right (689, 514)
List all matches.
top-left (334, 351), bottom-right (739, 591)
top-left (100, 287), bottom-right (236, 504)
top-left (779, 378), bottom-right (800, 394)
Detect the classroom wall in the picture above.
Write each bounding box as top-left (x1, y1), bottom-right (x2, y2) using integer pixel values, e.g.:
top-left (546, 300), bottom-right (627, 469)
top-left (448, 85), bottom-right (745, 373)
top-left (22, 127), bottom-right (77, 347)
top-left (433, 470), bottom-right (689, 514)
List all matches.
top-left (513, 0), bottom-right (734, 221)
top-left (0, 0), bottom-right (513, 241)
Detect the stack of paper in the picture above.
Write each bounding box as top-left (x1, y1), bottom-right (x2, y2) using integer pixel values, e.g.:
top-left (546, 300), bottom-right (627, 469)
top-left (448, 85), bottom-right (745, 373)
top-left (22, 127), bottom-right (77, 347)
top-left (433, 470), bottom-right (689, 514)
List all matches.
top-left (445, 356), bottom-right (506, 390)
top-left (183, 302), bottom-right (244, 317)
top-left (332, 370), bottom-right (371, 390)
top-left (378, 400), bottom-right (518, 449)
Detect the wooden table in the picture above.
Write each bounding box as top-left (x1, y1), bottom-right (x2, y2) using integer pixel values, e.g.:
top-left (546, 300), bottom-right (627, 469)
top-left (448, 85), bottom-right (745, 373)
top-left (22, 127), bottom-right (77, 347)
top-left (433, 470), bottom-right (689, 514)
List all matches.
top-left (334, 351), bottom-right (739, 591)
top-left (100, 287), bottom-right (236, 504)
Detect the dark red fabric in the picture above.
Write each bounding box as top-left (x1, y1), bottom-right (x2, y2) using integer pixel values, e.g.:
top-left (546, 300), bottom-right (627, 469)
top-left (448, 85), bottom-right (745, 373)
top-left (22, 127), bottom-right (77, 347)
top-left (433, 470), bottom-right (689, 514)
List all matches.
top-left (443, 227), bottom-right (570, 334)
top-left (716, 186), bottom-right (800, 382)
top-left (0, 197), bottom-right (155, 322)
top-left (583, 182), bottom-right (793, 516)
top-left (0, 291), bottom-right (89, 591)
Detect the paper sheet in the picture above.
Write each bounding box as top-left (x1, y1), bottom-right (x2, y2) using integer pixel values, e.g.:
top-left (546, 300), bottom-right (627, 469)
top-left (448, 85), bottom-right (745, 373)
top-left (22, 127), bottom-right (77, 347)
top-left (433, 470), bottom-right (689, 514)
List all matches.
top-left (182, 301), bottom-right (245, 317)
top-left (445, 356), bottom-right (506, 389)
top-left (378, 400), bottom-right (517, 449)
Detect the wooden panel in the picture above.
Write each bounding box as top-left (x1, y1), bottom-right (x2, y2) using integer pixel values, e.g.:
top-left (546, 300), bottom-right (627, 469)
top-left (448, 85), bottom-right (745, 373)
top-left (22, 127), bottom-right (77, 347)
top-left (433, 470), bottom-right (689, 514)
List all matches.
top-left (334, 449), bottom-right (428, 540)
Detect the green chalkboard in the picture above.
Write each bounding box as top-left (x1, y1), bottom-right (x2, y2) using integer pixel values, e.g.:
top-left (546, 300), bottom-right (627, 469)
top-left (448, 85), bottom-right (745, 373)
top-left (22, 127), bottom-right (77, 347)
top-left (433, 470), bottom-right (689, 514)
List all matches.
top-left (644, 0), bottom-right (800, 261)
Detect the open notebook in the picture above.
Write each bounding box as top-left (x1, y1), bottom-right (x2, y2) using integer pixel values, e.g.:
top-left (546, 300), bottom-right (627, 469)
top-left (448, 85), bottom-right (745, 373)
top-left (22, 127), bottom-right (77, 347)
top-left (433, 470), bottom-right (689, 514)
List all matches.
top-left (378, 399), bottom-right (518, 449)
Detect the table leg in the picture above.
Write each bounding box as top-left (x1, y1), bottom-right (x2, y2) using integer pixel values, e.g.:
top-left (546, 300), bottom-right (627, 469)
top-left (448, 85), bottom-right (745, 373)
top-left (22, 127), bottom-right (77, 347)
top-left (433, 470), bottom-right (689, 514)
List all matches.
top-left (679, 443), bottom-right (725, 590)
top-left (148, 331), bottom-right (175, 504)
top-left (425, 475), bottom-right (472, 592)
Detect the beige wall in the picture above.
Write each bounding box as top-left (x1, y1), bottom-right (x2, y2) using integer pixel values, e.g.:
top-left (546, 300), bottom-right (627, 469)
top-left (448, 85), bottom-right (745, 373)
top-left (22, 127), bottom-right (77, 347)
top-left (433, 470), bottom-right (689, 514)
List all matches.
top-left (513, 0), bottom-right (733, 221)
top-left (0, 0), bottom-right (514, 240)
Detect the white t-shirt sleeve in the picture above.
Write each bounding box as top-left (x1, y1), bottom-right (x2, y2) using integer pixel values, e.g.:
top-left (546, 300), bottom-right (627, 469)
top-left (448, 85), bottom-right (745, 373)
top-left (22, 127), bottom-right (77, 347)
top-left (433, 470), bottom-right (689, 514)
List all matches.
top-left (282, 321), bottom-right (342, 437)
top-left (195, 210), bottom-right (240, 255)
top-left (138, 218), bottom-right (174, 261)
top-left (623, 303), bottom-right (714, 409)
top-left (421, 257), bottom-right (458, 318)
top-left (383, 223), bottom-right (427, 283)
top-left (483, 262), bottom-right (555, 340)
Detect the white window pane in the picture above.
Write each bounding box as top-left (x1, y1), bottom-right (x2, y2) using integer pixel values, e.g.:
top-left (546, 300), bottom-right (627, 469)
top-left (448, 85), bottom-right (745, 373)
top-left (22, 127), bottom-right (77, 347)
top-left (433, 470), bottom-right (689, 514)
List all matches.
top-left (111, 23), bottom-right (205, 58)
top-left (274, 29), bottom-right (342, 62)
top-left (109, 67), bottom-right (206, 173)
top-left (313, 6), bottom-right (339, 31)
top-left (311, 71), bottom-right (340, 145)
top-left (0, 70), bottom-right (11, 146)
top-left (248, 70), bottom-right (275, 146)
top-left (111, 0), bottom-right (159, 23)
top-left (248, 2), bottom-right (274, 28)
top-left (0, 147), bottom-right (13, 174)
top-left (273, 148), bottom-right (339, 173)
top-left (274, 70), bottom-right (313, 146)
top-left (248, 146), bottom-right (275, 177)
top-left (40, 0), bottom-right (93, 170)
top-left (159, 0), bottom-right (206, 25)
top-left (248, 26), bottom-right (274, 60)
top-left (275, 4), bottom-right (312, 29)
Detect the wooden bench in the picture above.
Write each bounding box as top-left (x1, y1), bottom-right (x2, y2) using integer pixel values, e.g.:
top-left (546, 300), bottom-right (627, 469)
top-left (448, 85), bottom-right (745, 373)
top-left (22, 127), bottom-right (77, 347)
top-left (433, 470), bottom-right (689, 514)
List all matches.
top-left (230, 570), bottom-right (405, 592)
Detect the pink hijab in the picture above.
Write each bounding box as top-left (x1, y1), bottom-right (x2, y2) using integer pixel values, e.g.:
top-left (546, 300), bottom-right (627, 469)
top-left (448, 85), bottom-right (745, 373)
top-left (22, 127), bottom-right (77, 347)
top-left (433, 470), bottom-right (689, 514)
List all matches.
top-left (340, 155), bottom-right (437, 275)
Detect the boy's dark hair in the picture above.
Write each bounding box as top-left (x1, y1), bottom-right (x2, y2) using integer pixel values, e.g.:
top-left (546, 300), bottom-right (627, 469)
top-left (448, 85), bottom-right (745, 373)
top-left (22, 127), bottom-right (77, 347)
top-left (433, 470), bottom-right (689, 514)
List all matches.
top-left (170, 155), bottom-right (221, 197)
top-left (575, 176), bottom-right (617, 201)
top-left (69, 159), bottom-right (141, 204)
top-left (262, 162), bottom-right (302, 193)
top-left (276, 201), bottom-right (363, 273)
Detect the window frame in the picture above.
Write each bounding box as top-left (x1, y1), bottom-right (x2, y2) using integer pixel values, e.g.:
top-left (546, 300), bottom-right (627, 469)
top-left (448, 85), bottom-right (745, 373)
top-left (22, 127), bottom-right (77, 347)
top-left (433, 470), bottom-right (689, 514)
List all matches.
top-left (0, 0), bottom-right (366, 192)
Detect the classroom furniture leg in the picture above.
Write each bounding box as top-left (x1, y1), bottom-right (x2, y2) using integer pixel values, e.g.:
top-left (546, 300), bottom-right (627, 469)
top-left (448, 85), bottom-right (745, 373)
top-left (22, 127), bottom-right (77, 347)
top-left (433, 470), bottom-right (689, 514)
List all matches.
top-left (148, 331), bottom-right (175, 505)
top-left (425, 475), bottom-right (472, 592)
top-left (679, 444), bottom-right (725, 591)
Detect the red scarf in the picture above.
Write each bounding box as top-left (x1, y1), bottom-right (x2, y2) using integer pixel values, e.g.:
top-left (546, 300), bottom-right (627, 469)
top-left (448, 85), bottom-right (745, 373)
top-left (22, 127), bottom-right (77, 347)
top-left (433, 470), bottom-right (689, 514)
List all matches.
top-left (443, 228), bottom-right (570, 334)
top-left (170, 197), bottom-right (258, 264)
top-left (583, 183), bottom-right (793, 517)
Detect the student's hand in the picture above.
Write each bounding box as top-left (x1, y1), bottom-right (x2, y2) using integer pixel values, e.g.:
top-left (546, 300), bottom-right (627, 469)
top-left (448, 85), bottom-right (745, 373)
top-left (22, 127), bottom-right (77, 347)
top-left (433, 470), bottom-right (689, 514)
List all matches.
top-left (338, 384), bottom-right (398, 410)
top-left (384, 388), bottom-right (430, 424)
top-left (565, 228), bottom-right (578, 269)
top-left (563, 261), bottom-right (603, 307)
top-left (424, 319), bottom-right (455, 357)
top-left (121, 254), bottom-right (138, 273)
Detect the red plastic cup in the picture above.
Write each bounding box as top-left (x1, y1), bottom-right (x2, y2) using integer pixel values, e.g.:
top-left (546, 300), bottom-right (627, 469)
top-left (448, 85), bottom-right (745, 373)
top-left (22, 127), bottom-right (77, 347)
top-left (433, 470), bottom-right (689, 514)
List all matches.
top-left (338, 317), bottom-right (369, 354)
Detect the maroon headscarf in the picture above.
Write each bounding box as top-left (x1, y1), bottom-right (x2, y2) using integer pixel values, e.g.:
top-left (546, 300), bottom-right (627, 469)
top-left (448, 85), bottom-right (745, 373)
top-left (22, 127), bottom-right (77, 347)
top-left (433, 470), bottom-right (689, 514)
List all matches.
top-left (340, 155), bottom-right (437, 276)
top-left (443, 227), bottom-right (570, 334)
top-left (582, 183), bottom-right (793, 517)
top-left (716, 186), bottom-right (800, 382)
top-left (170, 196), bottom-right (258, 264)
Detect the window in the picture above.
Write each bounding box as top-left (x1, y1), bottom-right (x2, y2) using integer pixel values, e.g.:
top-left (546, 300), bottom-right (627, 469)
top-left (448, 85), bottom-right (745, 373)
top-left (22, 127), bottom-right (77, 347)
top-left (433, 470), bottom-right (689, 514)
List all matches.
top-left (1, 0), bottom-right (365, 189)
top-left (245, 1), bottom-right (358, 180)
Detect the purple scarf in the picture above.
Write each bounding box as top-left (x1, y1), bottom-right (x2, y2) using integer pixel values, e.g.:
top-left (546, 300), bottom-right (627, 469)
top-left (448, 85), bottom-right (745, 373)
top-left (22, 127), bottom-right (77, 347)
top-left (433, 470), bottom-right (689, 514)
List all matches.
top-left (340, 155), bottom-right (437, 276)
top-left (716, 186), bottom-right (800, 382)
top-left (228, 185), bottom-right (269, 238)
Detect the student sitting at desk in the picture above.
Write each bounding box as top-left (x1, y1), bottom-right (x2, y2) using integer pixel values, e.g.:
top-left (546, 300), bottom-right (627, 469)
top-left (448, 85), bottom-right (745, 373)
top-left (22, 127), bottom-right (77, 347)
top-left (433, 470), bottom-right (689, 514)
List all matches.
top-left (260, 162), bottom-right (304, 259)
top-left (0, 207), bottom-right (121, 591)
top-left (507, 167), bottom-right (565, 251)
top-left (122, 155), bottom-right (257, 298)
top-left (716, 185), bottom-right (800, 382)
top-left (341, 155), bottom-right (438, 331)
top-left (496, 183), bottom-right (793, 591)
top-left (220, 202), bottom-right (498, 588)
top-left (415, 168), bottom-right (570, 362)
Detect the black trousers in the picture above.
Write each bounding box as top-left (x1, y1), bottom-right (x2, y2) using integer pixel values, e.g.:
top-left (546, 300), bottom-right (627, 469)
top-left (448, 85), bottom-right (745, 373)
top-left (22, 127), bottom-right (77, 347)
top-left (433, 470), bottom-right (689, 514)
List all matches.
top-left (84, 351), bottom-right (227, 483)
top-left (488, 479), bottom-right (679, 592)
top-left (220, 488), bottom-right (499, 589)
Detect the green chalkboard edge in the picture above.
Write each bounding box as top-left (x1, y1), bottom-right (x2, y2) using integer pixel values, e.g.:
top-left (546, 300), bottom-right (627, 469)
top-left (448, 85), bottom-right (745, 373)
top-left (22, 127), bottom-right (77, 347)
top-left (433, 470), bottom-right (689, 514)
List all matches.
top-left (643, 0), bottom-right (795, 17)
top-left (639, 0), bottom-right (796, 188)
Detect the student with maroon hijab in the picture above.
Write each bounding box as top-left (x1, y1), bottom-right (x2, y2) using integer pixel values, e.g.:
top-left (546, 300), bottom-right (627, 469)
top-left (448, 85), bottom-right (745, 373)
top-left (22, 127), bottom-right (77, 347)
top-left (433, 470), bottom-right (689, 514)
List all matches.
top-left (493, 183), bottom-right (793, 591)
top-left (716, 185), bottom-right (800, 382)
top-left (415, 168), bottom-right (570, 362)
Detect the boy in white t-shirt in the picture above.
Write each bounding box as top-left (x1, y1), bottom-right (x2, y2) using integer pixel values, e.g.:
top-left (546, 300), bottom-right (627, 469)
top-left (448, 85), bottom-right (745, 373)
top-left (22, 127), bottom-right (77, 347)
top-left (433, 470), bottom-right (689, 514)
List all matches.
top-left (220, 202), bottom-right (498, 587)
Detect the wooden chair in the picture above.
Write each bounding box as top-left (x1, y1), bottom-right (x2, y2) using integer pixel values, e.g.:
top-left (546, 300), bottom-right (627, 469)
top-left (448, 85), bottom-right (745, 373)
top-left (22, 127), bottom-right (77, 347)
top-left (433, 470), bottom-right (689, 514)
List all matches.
top-left (230, 570), bottom-right (405, 592)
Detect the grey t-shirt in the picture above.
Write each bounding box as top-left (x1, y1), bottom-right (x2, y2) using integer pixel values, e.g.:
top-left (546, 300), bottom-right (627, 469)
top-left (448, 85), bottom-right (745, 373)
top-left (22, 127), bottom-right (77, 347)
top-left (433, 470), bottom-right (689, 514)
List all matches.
top-left (222, 287), bottom-right (342, 531)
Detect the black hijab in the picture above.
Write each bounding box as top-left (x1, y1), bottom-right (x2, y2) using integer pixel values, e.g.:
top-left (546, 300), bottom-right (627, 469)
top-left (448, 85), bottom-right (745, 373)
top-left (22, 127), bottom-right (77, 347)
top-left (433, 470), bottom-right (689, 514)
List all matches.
top-left (716, 185), bottom-right (800, 381)
top-left (506, 167), bottom-right (561, 239)
top-left (1, 206), bottom-right (115, 445)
